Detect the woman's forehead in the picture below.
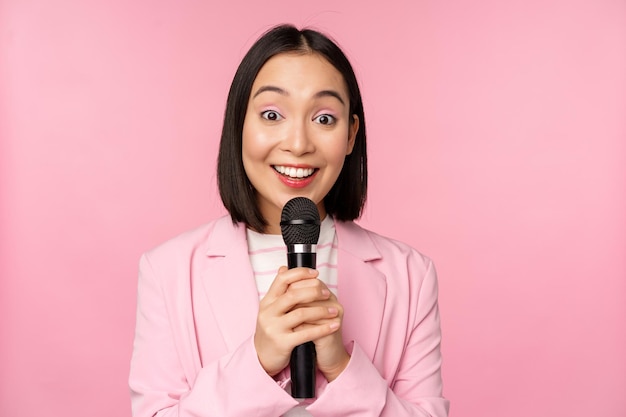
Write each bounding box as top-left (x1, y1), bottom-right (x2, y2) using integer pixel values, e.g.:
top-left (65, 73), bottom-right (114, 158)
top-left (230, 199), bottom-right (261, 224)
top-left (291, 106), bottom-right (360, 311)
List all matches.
top-left (251, 52), bottom-right (349, 101)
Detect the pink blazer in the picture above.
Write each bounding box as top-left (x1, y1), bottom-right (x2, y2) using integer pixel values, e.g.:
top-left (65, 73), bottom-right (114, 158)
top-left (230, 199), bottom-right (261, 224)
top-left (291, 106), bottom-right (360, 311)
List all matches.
top-left (129, 216), bottom-right (449, 416)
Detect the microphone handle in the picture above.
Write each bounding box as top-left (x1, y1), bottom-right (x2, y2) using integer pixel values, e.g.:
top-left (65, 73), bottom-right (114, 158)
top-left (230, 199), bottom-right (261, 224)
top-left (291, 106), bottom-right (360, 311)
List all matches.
top-left (287, 250), bottom-right (316, 399)
top-left (290, 342), bottom-right (316, 399)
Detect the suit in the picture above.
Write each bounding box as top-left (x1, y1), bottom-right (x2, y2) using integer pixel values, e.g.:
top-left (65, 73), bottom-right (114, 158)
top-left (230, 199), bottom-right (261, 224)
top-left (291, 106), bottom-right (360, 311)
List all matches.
top-left (129, 215), bottom-right (449, 416)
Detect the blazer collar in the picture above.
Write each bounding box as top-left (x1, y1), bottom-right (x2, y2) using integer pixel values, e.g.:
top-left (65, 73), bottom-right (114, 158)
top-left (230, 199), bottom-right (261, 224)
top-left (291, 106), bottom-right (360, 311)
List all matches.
top-left (335, 220), bottom-right (386, 362)
top-left (334, 220), bottom-right (382, 262)
top-left (201, 217), bottom-right (260, 351)
top-left (205, 216), bottom-right (248, 257)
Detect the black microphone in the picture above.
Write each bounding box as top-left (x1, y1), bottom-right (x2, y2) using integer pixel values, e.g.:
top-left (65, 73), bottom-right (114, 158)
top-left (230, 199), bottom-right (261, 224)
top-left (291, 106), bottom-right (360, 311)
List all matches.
top-left (280, 197), bottom-right (321, 399)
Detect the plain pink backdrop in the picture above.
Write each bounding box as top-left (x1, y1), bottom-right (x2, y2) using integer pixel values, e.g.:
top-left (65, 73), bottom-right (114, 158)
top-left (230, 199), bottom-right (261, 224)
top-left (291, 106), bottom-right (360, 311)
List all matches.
top-left (1, 1), bottom-right (625, 416)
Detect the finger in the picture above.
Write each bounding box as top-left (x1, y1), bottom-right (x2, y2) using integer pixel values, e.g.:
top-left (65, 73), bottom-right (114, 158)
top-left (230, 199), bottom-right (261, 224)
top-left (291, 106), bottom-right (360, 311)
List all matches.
top-left (284, 276), bottom-right (336, 305)
top-left (292, 296), bottom-right (343, 316)
top-left (286, 280), bottom-right (339, 305)
top-left (286, 276), bottom-right (328, 290)
top-left (293, 317), bottom-right (342, 333)
top-left (282, 305), bottom-right (339, 329)
top-left (262, 267), bottom-right (318, 304)
top-left (270, 284), bottom-right (331, 315)
top-left (286, 320), bottom-right (342, 347)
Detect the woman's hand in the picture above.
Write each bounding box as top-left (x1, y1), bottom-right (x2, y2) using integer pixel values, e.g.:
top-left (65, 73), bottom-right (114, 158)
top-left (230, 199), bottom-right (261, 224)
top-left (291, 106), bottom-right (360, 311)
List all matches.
top-left (254, 266), bottom-right (342, 377)
top-left (287, 276), bottom-right (351, 382)
top-left (301, 289), bottom-right (350, 382)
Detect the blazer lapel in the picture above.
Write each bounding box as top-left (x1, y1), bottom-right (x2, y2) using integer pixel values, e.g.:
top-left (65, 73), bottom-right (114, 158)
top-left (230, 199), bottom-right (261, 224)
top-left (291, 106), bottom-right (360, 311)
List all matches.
top-left (335, 221), bottom-right (386, 362)
top-left (200, 217), bottom-right (260, 352)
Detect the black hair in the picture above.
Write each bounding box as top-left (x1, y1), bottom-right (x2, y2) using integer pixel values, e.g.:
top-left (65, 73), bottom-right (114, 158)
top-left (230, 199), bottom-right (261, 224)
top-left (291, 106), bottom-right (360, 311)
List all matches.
top-left (217, 24), bottom-right (367, 232)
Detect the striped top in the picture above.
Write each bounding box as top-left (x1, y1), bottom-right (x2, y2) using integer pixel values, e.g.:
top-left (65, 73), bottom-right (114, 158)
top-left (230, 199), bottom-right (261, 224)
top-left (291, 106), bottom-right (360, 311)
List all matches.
top-left (246, 215), bottom-right (339, 299)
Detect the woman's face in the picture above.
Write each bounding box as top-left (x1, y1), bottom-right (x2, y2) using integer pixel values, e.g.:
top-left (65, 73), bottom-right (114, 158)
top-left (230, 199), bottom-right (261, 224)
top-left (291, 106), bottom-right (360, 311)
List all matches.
top-left (242, 52), bottom-right (359, 233)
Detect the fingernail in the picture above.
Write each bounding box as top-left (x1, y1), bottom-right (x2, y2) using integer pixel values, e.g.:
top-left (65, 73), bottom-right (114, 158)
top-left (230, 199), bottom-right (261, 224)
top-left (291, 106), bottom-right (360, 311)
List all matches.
top-left (308, 268), bottom-right (317, 275)
top-left (328, 307), bottom-right (338, 315)
top-left (329, 322), bottom-right (340, 330)
top-left (321, 289), bottom-right (330, 297)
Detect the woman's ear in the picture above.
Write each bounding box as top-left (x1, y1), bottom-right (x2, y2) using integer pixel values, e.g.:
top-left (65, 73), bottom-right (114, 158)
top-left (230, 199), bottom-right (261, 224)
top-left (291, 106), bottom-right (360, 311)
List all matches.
top-left (346, 114), bottom-right (359, 155)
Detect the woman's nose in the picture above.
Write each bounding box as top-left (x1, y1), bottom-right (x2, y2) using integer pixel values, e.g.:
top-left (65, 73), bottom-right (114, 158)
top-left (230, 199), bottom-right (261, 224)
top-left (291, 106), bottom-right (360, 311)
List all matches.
top-left (280, 120), bottom-right (314, 156)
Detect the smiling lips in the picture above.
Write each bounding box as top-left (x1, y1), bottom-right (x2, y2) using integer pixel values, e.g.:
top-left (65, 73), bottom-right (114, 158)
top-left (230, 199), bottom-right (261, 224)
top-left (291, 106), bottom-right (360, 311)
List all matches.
top-left (273, 165), bottom-right (318, 188)
top-left (273, 165), bottom-right (316, 178)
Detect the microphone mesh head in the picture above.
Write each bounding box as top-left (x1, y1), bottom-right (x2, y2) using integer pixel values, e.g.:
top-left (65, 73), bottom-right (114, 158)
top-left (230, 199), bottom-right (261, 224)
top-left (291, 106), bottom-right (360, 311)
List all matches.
top-left (280, 197), bottom-right (321, 245)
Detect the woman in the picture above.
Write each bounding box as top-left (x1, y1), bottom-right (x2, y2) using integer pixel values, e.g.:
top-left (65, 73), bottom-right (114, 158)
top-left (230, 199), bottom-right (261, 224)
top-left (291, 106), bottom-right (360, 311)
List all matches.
top-left (129, 24), bottom-right (449, 417)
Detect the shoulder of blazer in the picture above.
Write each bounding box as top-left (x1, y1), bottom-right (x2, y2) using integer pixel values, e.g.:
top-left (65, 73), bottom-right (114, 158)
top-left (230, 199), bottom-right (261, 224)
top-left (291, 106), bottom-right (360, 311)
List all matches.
top-left (334, 220), bottom-right (432, 267)
top-left (142, 216), bottom-right (246, 269)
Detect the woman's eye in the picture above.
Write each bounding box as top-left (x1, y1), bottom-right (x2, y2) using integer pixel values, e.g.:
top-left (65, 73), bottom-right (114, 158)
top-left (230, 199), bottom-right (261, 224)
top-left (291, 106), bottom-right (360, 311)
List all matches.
top-left (261, 110), bottom-right (283, 121)
top-left (314, 114), bottom-right (336, 125)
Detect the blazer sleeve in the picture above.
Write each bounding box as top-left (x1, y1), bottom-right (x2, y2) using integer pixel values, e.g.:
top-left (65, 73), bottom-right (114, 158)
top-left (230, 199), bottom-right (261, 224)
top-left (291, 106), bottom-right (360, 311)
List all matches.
top-left (305, 257), bottom-right (450, 417)
top-left (129, 253), bottom-right (300, 417)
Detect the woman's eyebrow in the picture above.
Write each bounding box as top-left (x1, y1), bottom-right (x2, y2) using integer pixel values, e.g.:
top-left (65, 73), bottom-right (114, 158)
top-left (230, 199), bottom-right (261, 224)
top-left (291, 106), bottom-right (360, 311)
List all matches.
top-left (253, 85), bottom-right (287, 98)
top-left (314, 90), bottom-right (345, 105)
top-left (253, 86), bottom-right (345, 106)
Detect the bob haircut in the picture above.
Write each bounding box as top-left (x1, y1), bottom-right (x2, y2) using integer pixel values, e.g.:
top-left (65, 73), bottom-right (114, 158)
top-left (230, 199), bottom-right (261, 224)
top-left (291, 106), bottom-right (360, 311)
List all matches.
top-left (217, 24), bottom-right (367, 232)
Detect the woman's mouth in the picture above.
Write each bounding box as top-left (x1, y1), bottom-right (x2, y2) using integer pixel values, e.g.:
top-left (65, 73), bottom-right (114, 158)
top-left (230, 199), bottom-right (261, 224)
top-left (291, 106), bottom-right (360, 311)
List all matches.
top-left (272, 165), bottom-right (318, 188)
top-left (273, 165), bottom-right (317, 179)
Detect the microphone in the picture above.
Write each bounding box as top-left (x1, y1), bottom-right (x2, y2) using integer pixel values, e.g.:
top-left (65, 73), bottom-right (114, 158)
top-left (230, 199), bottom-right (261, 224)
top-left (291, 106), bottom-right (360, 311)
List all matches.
top-left (280, 197), bottom-right (321, 399)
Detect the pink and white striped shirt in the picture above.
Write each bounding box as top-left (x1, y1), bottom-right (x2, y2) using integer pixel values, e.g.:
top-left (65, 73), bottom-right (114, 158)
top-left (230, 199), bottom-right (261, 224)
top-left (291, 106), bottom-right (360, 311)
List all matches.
top-left (246, 215), bottom-right (339, 299)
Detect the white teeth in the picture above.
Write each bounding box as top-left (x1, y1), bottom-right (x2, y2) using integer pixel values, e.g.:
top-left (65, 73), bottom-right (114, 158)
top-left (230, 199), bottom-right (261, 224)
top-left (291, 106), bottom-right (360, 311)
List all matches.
top-left (274, 165), bottom-right (315, 178)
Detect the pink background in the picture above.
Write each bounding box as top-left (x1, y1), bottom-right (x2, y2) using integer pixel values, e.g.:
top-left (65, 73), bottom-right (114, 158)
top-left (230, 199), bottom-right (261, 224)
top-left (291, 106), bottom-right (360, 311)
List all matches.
top-left (1, 1), bottom-right (625, 416)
